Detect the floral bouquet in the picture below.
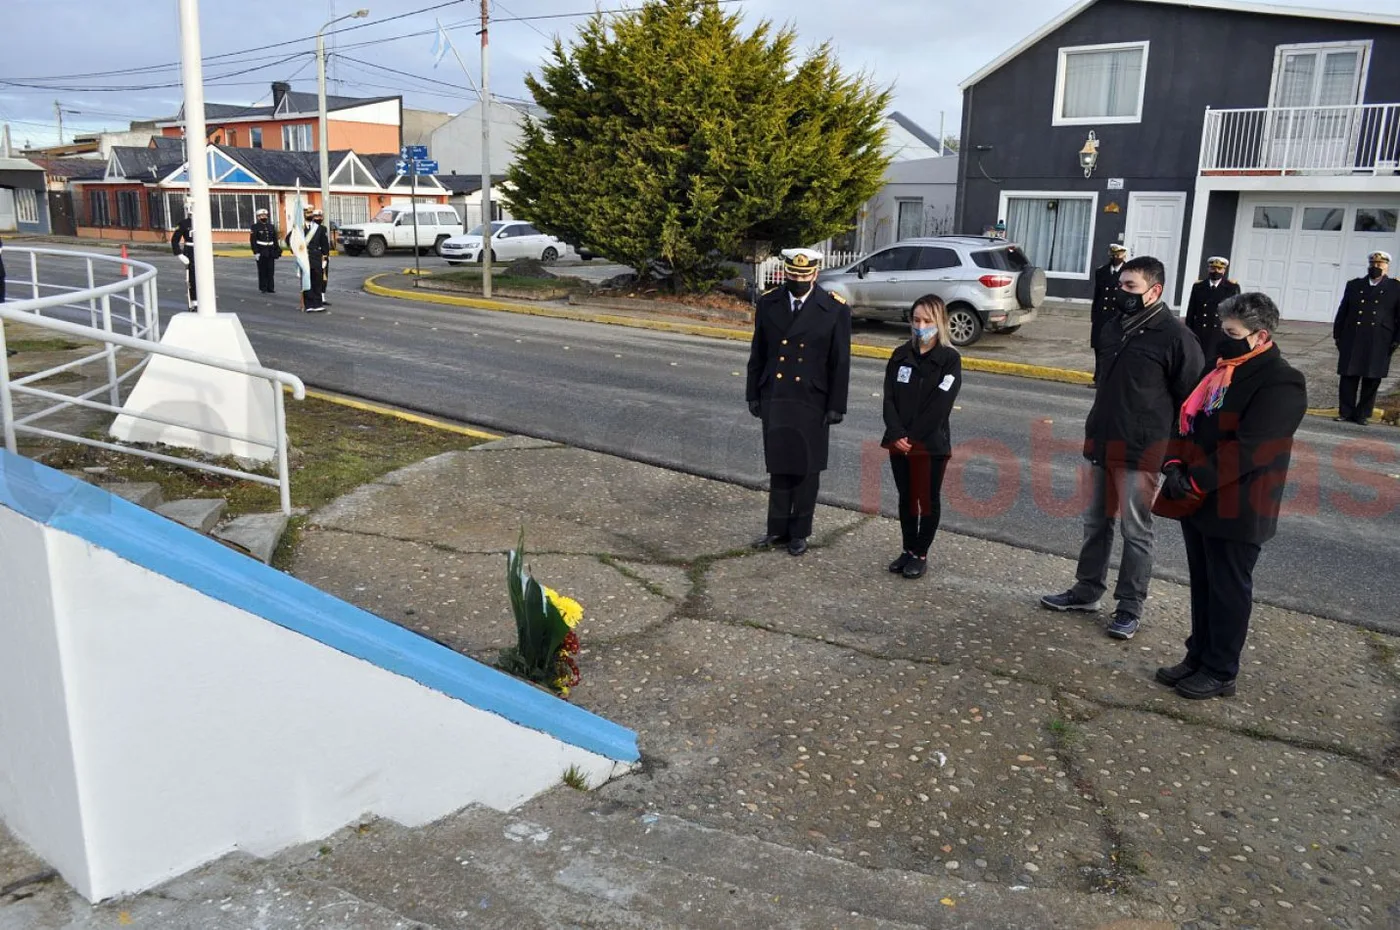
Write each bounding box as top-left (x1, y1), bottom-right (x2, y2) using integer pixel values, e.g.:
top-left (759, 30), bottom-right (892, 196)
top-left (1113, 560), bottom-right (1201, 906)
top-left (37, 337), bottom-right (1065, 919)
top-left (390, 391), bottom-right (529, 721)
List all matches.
top-left (499, 533), bottom-right (585, 697)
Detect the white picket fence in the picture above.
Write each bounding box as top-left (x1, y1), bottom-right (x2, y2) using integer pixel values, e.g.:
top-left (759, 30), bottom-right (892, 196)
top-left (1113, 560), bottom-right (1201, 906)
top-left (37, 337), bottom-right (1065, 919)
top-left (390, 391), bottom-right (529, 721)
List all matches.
top-left (754, 250), bottom-right (863, 292)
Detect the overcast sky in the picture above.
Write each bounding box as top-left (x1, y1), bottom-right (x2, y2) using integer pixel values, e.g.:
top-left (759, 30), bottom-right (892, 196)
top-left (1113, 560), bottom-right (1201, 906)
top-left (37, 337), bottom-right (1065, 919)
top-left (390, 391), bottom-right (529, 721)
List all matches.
top-left (4, 0), bottom-right (1399, 150)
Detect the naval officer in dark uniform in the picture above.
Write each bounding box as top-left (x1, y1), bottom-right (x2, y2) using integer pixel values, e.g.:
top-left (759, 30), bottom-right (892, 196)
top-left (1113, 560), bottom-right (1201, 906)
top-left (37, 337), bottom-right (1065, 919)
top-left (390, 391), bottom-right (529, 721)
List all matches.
top-left (1184, 255), bottom-right (1241, 371)
top-left (249, 207), bottom-right (280, 294)
top-left (170, 205), bottom-right (198, 309)
top-left (746, 248), bottom-right (852, 556)
top-left (1090, 243), bottom-right (1128, 384)
top-left (1334, 250), bottom-right (1400, 425)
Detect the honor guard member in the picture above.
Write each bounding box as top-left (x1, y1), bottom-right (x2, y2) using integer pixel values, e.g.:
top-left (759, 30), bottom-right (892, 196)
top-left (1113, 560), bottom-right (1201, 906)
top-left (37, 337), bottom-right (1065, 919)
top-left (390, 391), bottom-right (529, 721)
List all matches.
top-left (249, 207), bottom-right (280, 294)
top-left (1333, 250), bottom-right (1400, 425)
top-left (306, 208), bottom-right (330, 311)
top-left (746, 248), bottom-right (852, 556)
top-left (1090, 244), bottom-right (1129, 384)
top-left (1184, 256), bottom-right (1241, 371)
top-left (170, 203), bottom-right (199, 309)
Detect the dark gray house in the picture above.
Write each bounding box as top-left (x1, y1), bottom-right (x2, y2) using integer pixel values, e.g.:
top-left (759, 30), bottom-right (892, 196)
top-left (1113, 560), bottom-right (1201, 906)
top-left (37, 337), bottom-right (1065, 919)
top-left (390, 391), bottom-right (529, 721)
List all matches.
top-left (955, 0), bottom-right (1400, 320)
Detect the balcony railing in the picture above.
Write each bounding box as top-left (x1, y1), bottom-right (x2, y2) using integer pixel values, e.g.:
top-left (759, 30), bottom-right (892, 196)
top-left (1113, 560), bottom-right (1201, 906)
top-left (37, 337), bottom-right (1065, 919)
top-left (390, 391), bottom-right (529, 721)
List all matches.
top-left (1199, 103), bottom-right (1400, 176)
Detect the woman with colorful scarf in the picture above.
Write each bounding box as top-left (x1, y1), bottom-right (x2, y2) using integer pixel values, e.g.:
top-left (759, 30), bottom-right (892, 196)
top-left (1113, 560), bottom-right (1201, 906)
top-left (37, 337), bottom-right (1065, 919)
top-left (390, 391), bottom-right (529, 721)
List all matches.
top-left (1152, 292), bottom-right (1307, 700)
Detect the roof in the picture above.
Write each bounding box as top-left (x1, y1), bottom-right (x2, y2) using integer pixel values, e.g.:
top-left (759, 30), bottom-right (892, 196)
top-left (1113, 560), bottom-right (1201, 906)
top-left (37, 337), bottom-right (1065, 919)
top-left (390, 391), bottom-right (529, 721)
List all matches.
top-left (0, 155), bottom-right (44, 173)
top-left (434, 173), bottom-right (508, 194)
top-left (164, 89), bottom-right (399, 125)
top-left (887, 112), bottom-right (944, 154)
top-left (960, 0), bottom-right (1400, 89)
top-left (219, 147), bottom-right (347, 187)
top-left (24, 155), bottom-right (107, 180)
top-left (108, 146), bottom-right (183, 180)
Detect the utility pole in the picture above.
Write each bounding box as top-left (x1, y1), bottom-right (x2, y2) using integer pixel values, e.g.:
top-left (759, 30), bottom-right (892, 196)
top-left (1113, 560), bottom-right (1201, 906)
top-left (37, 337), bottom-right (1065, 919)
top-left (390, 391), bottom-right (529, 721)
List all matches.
top-left (55, 100), bottom-right (63, 146)
top-left (319, 9), bottom-right (369, 228)
top-left (479, 0), bottom-right (492, 299)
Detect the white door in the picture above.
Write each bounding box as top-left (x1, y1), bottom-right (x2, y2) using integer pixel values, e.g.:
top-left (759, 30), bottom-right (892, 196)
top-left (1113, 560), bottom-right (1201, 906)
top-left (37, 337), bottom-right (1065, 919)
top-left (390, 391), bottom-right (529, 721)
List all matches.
top-left (1267, 44), bottom-right (1368, 170)
top-left (1239, 203), bottom-right (1296, 310)
top-left (0, 189), bottom-right (16, 232)
top-left (1125, 192), bottom-right (1187, 306)
top-left (1288, 205), bottom-right (1346, 320)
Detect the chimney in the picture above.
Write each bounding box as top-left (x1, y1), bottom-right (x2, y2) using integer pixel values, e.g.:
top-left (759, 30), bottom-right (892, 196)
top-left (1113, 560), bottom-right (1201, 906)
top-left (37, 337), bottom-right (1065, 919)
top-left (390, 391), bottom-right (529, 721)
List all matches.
top-left (272, 82), bottom-right (291, 111)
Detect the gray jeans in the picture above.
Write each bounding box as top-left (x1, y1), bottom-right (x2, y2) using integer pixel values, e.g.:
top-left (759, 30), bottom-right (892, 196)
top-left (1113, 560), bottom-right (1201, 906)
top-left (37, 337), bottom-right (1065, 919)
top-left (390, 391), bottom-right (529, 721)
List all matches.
top-left (1071, 465), bottom-right (1160, 618)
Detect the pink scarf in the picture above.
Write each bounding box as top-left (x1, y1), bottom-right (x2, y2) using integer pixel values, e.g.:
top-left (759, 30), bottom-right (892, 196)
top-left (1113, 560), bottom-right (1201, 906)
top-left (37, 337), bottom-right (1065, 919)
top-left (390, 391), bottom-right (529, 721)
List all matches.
top-left (1179, 340), bottom-right (1272, 435)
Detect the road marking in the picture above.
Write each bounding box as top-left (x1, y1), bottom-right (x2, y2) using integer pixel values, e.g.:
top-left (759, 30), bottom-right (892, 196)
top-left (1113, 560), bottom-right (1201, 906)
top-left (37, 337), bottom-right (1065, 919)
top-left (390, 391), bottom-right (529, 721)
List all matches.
top-left (295, 387), bottom-right (500, 440)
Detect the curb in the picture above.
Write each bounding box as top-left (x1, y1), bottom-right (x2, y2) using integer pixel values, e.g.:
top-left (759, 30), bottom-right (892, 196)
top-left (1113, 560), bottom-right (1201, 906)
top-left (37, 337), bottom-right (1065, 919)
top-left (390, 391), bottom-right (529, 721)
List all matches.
top-left (290, 385), bottom-right (501, 440)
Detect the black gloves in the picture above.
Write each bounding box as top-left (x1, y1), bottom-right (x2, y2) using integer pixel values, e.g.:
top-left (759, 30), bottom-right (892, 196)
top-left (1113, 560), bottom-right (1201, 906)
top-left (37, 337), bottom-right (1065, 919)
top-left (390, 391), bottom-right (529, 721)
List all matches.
top-left (748, 401), bottom-right (761, 418)
top-left (824, 410), bottom-right (844, 426)
top-left (1160, 463), bottom-right (1196, 501)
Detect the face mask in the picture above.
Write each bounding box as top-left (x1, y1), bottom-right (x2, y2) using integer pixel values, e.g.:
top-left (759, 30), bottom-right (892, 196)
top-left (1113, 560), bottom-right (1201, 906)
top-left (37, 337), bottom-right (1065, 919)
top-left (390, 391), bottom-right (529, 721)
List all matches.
top-left (1369, 264), bottom-right (1385, 279)
top-left (912, 326), bottom-right (937, 343)
top-left (1208, 271), bottom-right (1223, 281)
top-left (786, 279), bottom-right (813, 298)
top-left (1217, 334), bottom-right (1255, 359)
top-left (1111, 288), bottom-right (1145, 315)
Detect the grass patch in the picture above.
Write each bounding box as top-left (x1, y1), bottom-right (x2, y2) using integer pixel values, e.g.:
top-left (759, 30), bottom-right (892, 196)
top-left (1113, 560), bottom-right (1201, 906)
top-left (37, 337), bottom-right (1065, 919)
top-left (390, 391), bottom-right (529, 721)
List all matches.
top-left (1047, 717), bottom-right (1085, 750)
top-left (561, 765), bottom-right (590, 791)
top-left (431, 268), bottom-right (583, 294)
top-left (7, 338), bottom-right (85, 353)
top-left (24, 395), bottom-right (484, 558)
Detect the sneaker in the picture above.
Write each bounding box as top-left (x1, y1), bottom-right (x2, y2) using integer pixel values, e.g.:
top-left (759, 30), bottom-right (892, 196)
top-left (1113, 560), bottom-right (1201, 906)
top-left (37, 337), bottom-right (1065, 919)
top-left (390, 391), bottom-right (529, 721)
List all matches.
top-left (1175, 670), bottom-right (1236, 699)
top-left (1154, 660), bottom-right (1198, 686)
top-left (1105, 611), bottom-right (1140, 640)
top-left (1040, 590), bottom-right (1102, 612)
top-left (902, 556), bottom-right (927, 579)
top-left (888, 552), bottom-right (913, 573)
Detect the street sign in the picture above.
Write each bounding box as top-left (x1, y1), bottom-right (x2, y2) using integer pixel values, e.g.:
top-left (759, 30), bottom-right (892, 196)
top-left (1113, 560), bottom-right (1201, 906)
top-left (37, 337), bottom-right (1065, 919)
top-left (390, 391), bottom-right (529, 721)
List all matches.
top-left (402, 144), bottom-right (428, 159)
top-left (413, 159), bottom-right (439, 175)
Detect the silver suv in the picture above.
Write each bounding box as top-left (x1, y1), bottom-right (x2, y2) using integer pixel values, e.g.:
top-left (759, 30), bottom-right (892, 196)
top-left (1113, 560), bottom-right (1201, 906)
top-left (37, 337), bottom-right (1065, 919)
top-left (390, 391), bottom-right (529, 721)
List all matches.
top-left (817, 237), bottom-right (1046, 346)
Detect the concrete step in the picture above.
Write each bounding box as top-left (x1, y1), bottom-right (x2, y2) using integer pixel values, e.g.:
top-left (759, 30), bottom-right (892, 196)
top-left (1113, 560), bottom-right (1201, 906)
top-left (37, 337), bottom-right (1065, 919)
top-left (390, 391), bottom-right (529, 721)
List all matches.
top-left (211, 513), bottom-right (289, 565)
top-left (103, 482), bottom-right (164, 509)
top-left (154, 498), bottom-right (227, 534)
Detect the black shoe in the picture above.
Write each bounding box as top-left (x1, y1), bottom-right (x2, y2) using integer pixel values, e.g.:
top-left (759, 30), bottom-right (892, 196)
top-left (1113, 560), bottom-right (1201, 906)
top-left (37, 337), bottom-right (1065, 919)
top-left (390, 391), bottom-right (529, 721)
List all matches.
top-left (1334, 415), bottom-right (1350, 422)
top-left (1154, 660), bottom-right (1199, 686)
top-left (1040, 590), bottom-right (1102, 612)
top-left (1105, 611), bottom-right (1140, 640)
top-left (752, 534), bottom-right (790, 550)
top-left (888, 552), bottom-right (913, 573)
top-left (787, 537), bottom-right (808, 556)
top-left (902, 556), bottom-right (927, 579)
top-left (1175, 670), bottom-right (1237, 699)
top-left (1352, 417), bottom-right (1370, 426)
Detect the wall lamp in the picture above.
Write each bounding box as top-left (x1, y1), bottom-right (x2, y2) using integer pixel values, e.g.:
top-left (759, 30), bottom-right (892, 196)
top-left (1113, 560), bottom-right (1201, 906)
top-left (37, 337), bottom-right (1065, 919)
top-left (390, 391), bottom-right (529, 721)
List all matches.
top-left (1079, 131), bottom-right (1100, 178)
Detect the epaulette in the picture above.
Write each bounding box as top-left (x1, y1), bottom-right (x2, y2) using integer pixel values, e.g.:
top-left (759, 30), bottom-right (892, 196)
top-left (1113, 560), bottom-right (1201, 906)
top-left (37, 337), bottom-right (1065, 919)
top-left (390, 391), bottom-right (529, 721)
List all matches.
top-left (828, 291), bottom-right (847, 304)
top-left (1228, 279), bottom-right (1238, 285)
top-left (1195, 278), bottom-right (1203, 283)
top-left (762, 286), bottom-right (780, 296)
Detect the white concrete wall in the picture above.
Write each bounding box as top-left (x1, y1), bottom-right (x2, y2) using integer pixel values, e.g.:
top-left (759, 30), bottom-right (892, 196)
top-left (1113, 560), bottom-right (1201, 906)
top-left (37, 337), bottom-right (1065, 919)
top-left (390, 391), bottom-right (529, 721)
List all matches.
top-left (0, 512), bottom-right (631, 902)
top-left (0, 508), bottom-right (90, 894)
top-left (332, 99), bottom-right (401, 127)
top-left (430, 100), bottom-right (533, 176)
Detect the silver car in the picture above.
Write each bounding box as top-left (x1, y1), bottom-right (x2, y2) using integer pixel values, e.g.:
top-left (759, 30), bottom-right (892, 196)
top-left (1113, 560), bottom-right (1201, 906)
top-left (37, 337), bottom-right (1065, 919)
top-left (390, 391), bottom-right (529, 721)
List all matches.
top-left (817, 237), bottom-right (1047, 346)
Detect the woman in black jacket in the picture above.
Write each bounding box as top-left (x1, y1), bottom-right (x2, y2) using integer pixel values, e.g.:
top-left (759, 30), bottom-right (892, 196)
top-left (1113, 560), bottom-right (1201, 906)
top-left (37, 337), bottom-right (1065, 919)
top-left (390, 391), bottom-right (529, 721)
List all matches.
top-left (1153, 292), bottom-right (1307, 699)
top-left (881, 295), bottom-right (962, 579)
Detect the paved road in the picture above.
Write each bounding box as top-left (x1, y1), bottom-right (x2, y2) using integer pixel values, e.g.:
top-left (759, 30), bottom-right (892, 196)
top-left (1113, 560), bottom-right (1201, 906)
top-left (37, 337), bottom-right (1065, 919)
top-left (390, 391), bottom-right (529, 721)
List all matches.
top-left (13, 246), bottom-right (1400, 632)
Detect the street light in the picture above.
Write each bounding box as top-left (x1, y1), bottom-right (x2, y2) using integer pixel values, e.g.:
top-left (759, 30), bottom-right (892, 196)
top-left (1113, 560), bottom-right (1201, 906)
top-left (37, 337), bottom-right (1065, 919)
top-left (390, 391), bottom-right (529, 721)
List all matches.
top-left (318, 8), bottom-right (369, 226)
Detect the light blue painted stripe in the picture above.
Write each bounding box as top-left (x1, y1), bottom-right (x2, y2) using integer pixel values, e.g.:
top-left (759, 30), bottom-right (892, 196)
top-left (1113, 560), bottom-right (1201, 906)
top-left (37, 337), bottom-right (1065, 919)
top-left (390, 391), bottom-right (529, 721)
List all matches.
top-left (0, 450), bottom-right (639, 764)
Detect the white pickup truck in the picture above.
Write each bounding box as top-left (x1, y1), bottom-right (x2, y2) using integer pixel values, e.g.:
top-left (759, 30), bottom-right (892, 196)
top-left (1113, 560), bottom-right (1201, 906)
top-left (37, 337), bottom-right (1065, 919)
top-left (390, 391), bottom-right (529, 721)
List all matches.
top-left (337, 205), bottom-right (463, 258)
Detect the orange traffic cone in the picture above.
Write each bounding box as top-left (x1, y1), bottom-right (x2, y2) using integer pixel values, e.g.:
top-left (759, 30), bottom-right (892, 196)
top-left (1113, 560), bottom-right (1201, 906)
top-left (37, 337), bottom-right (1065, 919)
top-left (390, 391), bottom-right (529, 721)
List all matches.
top-left (120, 243), bottom-right (130, 277)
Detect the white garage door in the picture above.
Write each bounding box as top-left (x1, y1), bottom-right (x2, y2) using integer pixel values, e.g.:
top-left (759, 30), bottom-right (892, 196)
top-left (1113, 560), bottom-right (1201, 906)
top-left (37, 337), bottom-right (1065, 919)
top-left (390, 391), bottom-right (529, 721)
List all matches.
top-left (1233, 196), bottom-right (1400, 322)
top-left (0, 188), bottom-right (16, 232)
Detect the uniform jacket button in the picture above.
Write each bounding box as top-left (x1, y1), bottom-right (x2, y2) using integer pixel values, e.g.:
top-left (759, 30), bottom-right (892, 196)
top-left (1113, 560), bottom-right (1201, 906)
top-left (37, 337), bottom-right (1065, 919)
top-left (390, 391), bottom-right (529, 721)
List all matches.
top-left (795, 376), bottom-right (801, 382)
top-left (781, 339), bottom-right (788, 345)
top-left (779, 356), bottom-right (786, 362)
top-left (776, 372), bottom-right (783, 379)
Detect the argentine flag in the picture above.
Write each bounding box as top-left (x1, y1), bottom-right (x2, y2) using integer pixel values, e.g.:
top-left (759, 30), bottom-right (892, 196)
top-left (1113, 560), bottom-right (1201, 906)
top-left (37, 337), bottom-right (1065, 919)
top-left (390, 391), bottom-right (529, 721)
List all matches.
top-left (286, 184), bottom-right (311, 294)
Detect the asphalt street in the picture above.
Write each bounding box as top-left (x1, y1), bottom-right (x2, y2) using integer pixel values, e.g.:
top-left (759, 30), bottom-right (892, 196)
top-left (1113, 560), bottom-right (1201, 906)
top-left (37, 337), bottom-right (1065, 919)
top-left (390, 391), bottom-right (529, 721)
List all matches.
top-left (14, 245), bottom-right (1400, 632)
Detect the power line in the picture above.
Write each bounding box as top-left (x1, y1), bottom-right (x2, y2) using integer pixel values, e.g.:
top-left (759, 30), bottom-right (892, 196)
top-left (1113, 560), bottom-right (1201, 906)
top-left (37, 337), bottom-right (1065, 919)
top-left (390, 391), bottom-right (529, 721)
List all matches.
top-left (0, 52), bottom-right (313, 94)
top-left (492, 0), bottom-right (553, 42)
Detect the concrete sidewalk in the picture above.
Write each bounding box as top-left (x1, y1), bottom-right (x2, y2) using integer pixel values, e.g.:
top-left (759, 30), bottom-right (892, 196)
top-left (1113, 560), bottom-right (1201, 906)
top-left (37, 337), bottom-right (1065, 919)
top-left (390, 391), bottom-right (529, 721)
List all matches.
top-left (8, 437), bottom-right (1396, 929)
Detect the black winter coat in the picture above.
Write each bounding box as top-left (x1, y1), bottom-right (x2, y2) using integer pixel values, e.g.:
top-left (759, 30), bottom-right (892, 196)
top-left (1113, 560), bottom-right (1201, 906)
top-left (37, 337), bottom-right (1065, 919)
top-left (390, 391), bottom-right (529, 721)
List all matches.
top-left (746, 285), bottom-right (852, 474)
top-left (1334, 276), bottom-right (1400, 379)
top-left (1090, 261), bottom-right (1123, 349)
top-left (1184, 277), bottom-right (1241, 369)
top-left (881, 340), bottom-right (961, 456)
top-left (1085, 303), bottom-right (1204, 473)
top-left (1153, 345), bottom-right (1307, 545)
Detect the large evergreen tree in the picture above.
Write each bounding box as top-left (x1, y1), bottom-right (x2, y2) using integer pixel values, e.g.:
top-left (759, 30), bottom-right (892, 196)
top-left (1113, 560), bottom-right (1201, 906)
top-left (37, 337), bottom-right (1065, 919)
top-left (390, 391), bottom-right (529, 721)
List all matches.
top-left (505, 0), bottom-right (890, 291)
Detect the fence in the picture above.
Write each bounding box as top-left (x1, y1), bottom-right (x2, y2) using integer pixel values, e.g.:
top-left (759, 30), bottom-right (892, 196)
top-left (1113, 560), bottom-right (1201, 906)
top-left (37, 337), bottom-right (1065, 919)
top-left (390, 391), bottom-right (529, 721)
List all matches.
top-left (0, 247), bottom-right (305, 514)
top-left (754, 250), bottom-right (863, 292)
top-left (1200, 103), bottom-right (1400, 175)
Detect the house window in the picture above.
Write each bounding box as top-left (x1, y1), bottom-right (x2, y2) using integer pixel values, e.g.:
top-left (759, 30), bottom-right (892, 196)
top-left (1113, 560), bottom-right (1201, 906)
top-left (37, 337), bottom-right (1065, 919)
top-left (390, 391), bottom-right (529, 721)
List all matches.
top-left (15, 188), bottom-right (39, 224)
top-left (206, 193), bottom-right (274, 230)
top-left (1355, 208), bottom-right (1397, 232)
top-left (1054, 42), bottom-right (1148, 125)
top-left (328, 194), bottom-right (369, 227)
top-left (1000, 192), bottom-right (1097, 278)
top-left (896, 199), bottom-right (924, 241)
top-left (1252, 206), bottom-right (1294, 229)
top-left (148, 190), bottom-right (166, 230)
top-left (282, 124), bottom-right (313, 151)
top-left (1301, 207), bottom-right (1344, 231)
top-left (117, 190), bottom-right (142, 228)
top-left (89, 190), bottom-right (111, 227)
top-left (1270, 42), bottom-right (1369, 109)
top-left (166, 192), bottom-right (187, 228)
top-left (251, 127), bottom-right (263, 149)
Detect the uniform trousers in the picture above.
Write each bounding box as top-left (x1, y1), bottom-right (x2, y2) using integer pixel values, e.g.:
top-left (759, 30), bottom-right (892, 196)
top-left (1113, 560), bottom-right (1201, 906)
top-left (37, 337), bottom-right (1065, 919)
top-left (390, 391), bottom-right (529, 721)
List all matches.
top-left (256, 254), bottom-right (277, 292)
top-left (889, 451), bottom-right (949, 557)
top-left (1181, 521), bottom-right (1262, 680)
top-left (767, 473), bottom-right (821, 539)
top-left (1339, 375), bottom-right (1382, 421)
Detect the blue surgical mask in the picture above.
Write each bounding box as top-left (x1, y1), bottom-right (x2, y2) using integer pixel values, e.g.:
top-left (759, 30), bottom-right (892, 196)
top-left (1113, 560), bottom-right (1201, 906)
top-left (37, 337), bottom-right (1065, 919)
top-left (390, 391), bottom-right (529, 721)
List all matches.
top-left (912, 326), bottom-right (937, 343)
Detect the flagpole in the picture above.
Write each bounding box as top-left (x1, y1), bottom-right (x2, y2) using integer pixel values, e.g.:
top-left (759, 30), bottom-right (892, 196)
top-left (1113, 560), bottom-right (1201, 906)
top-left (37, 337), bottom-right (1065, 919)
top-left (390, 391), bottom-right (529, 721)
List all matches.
top-left (479, 0), bottom-right (492, 300)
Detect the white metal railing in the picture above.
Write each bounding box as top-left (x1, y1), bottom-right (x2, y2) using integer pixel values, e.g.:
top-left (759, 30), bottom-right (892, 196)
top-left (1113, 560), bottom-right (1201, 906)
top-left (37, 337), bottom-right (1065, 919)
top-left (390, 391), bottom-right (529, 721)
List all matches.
top-left (0, 247), bottom-right (306, 515)
top-left (755, 250), bottom-right (863, 293)
top-left (1200, 103), bottom-right (1400, 175)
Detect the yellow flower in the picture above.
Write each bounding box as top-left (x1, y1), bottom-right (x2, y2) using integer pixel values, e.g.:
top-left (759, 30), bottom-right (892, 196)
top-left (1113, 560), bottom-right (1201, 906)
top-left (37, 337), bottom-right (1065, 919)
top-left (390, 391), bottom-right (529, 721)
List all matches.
top-left (546, 589), bottom-right (584, 628)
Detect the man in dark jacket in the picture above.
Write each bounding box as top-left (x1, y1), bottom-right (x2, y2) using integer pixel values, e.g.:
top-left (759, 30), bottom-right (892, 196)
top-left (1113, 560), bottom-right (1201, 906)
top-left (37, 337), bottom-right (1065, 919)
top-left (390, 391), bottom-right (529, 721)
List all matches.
top-left (1090, 243), bottom-right (1128, 384)
top-left (1041, 255), bottom-right (1204, 640)
top-left (1333, 250), bottom-right (1399, 425)
top-left (1184, 256), bottom-right (1241, 371)
top-left (746, 248), bottom-right (852, 556)
top-left (170, 208), bottom-right (198, 310)
top-left (0, 235), bottom-right (6, 305)
top-left (305, 208), bottom-right (331, 312)
top-left (1154, 292), bottom-right (1307, 699)
top-left (249, 208), bottom-right (280, 294)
